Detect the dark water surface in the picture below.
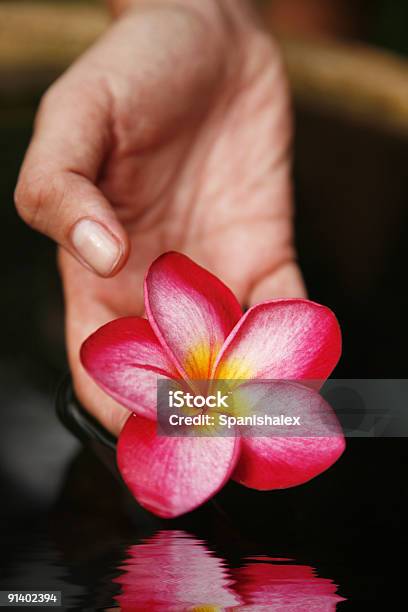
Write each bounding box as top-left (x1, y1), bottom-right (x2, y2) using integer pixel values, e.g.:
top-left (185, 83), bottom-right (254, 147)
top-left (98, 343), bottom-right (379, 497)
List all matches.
top-left (2, 523), bottom-right (347, 610)
top-left (0, 426), bottom-right (397, 609)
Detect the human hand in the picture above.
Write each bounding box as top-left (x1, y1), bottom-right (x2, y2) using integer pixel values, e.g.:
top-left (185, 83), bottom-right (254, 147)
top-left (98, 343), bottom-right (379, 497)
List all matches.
top-left (15, 0), bottom-right (306, 435)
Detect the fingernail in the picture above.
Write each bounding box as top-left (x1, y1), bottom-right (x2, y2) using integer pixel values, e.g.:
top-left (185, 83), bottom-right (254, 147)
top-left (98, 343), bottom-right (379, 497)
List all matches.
top-left (71, 218), bottom-right (122, 276)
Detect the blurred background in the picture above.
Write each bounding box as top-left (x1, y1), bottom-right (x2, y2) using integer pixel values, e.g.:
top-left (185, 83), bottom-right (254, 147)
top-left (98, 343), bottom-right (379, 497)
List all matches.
top-left (1, 0), bottom-right (408, 608)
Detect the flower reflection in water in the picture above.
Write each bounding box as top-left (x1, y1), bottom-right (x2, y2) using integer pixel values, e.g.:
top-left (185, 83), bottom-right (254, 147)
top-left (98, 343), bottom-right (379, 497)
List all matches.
top-left (114, 530), bottom-right (344, 611)
top-left (115, 530), bottom-right (240, 610)
top-left (233, 559), bottom-right (345, 611)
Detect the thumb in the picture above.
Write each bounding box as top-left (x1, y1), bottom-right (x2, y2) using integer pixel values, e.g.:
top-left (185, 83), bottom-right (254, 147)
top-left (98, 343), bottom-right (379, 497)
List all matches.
top-left (248, 260), bottom-right (307, 305)
top-left (15, 83), bottom-right (129, 277)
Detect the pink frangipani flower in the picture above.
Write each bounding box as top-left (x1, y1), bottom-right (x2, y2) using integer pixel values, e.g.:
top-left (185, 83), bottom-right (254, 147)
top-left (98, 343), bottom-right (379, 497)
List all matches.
top-left (81, 252), bottom-right (344, 518)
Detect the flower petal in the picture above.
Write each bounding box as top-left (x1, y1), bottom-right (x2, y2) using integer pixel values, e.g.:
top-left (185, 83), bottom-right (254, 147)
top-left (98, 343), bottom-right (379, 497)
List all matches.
top-left (80, 317), bottom-right (179, 420)
top-left (232, 381), bottom-right (345, 489)
top-left (213, 299), bottom-right (341, 382)
top-left (117, 413), bottom-right (241, 518)
top-left (145, 252), bottom-right (242, 380)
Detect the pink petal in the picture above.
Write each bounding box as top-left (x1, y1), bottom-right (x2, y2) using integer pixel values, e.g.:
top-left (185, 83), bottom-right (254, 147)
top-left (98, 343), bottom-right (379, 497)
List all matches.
top-left (145, 252), bottom-right (242, 380)
top-left (115, 531), bottom-right (242, 610)
top-left (213, 299), bottom-right (341, 382)
top-left (80, 317), bottom-right (179, 420)
top-left (232, 381), bottom-right (345, 489)
top-left (233, 561), bottom-right (345, 610)
top-left (117, 413), bottom-right (241, 518)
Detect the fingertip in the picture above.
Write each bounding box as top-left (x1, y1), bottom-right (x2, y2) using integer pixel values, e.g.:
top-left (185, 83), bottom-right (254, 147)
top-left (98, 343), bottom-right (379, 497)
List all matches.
top-left (70, 217), bottom-right (130, 278)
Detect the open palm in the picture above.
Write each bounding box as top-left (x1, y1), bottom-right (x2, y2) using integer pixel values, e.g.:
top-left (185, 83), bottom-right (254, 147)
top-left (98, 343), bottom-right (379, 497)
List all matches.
top-left (16, 1), bottom-right (305, 434)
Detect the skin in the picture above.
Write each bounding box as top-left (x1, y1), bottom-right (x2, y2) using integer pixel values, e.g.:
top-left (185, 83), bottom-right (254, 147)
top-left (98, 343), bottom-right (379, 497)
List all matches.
top-left (15, 0), bottom-right (306, 436)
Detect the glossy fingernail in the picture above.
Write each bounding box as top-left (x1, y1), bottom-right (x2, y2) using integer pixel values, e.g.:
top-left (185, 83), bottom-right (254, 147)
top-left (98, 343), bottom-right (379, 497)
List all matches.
top-left (71, 218), bottom-right (121, 276)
